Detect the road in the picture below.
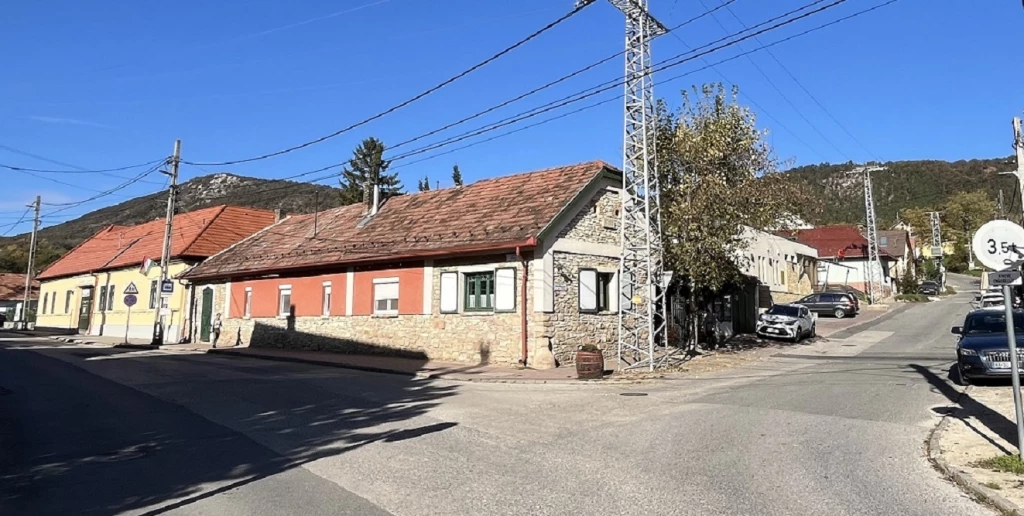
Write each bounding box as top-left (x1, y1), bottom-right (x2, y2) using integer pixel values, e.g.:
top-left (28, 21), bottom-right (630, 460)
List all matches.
top-left (0, 274), bottom-right (993, 515)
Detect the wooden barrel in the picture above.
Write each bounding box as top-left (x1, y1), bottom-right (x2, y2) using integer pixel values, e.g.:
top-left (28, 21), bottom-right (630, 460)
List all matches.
top-left (575, 350), bottom-right (605, 380)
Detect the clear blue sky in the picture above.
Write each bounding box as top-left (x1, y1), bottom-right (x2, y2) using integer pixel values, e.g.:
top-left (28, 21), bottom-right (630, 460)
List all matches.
top-left (1, 0), bottom-right (1021, 235)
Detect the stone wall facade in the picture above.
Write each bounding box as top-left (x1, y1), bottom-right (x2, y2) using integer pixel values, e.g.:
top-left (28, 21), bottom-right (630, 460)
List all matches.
top-left (557, 187), bottom-right (619, 244)
top-left (549, 251), bottom-right (618, 364)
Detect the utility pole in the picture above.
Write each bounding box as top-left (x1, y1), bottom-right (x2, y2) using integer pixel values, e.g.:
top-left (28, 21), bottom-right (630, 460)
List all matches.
top-left (152, 140), bottom-right (180, 345)
top-left (1015, 117), bottom-right (1024, 222)
top-left (20, 196), bottom-right (40, 329)
top-left (849, 166), bottom-right (885, 304)
top-left (1000, 190), bottom-right (1006, 219)
top-left (579, 0), bottom-right (668, 370)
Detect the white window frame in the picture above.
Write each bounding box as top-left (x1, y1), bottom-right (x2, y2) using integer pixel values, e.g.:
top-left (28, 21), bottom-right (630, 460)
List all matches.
top-left (322, 282), bottom-right (332, 317)
top-left (373, 277), bottom-right (399, 316)
top-left (278, 285), bottom-right (292, 317)
top-left (244, 287), bottom-right (252, 318)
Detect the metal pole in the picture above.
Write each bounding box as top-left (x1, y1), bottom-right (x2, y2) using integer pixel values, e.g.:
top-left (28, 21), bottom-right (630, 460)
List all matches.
top-left (1015, 117), bottom-right (1024, 222)
top-left (21, 196), bottom-right (40, 328)
top-left (125, 305), bottom-right (131, 344)
top-left (1003, 283), bottom-right (1024, 459)
top-left (153, 141), bottom-right (180, 345)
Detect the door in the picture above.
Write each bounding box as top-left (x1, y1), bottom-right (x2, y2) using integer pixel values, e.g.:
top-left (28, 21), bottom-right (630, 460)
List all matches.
top-left (78, 288), bottom-right (93, 331)
top-left (200, 288), bottom-right (213, 342)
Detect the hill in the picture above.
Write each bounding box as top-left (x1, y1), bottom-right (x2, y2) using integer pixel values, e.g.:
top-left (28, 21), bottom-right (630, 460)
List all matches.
top-left (784, 156), bottom-right (1017, 225)
top-left (0, 173), bottom-right (345, 274)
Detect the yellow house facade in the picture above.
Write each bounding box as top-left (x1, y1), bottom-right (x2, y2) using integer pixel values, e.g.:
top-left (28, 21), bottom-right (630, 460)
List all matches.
top-left (34, 205), bottom-right (277, 340)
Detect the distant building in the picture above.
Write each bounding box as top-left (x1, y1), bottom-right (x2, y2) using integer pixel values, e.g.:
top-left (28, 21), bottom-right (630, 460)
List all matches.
top-left (780, 225), bottom-right (897, 297)
top-left (0, 273), bottom-right (38, 325)
top-left (876, 229), bottom-right (915, 281)
top-left (35, 206), bottom-right (276, 339)
top-left (737, 226), bottom-right (819, 303)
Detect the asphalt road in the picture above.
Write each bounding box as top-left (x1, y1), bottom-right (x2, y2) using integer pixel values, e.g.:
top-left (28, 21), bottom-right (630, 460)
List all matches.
top-left (0, 274), bottom-right (995, 515)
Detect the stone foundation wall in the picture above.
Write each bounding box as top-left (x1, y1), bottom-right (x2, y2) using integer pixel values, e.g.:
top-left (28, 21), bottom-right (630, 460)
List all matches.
top-left (549, 251), bottom-right (618, 365)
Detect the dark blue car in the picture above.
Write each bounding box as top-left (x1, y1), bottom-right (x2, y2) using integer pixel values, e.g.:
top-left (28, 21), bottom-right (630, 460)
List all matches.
top-left (952, 308), bottom-right (1024, 384)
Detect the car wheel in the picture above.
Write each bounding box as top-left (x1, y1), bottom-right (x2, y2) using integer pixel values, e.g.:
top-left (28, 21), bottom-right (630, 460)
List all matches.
top-left (810, 324), bottom-right (816, 338)
top-left (956, 363), bottom-right (971, 386)
top-left (834, 308), bottom-right (846, 319)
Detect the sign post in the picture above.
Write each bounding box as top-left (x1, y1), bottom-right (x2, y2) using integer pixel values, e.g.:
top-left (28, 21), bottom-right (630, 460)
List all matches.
top-left (974, 219), bottom-right (1024, 458)
top-left (123, 291), bottom-right (138, 344)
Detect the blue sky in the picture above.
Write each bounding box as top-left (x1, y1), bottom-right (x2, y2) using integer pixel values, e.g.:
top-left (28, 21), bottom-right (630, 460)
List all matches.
top-left (1, 0), bottom-right (1021, 235)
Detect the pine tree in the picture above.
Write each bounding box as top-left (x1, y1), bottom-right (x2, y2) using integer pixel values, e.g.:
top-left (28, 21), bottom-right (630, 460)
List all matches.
top-left (418, 176), bottom-right (431, 192)
top-left (338, 137), bottom-right (403, 205)
top-left (452, 164), bottom-right (463, 187)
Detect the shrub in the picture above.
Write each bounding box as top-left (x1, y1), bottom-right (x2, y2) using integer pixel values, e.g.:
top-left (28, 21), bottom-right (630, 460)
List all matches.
top-left (895, 294), bottom-right (929, 303)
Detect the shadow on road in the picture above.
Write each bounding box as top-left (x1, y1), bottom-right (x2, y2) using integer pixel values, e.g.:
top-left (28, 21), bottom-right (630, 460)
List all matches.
top-left (0, 329), bottom-right (459, 515)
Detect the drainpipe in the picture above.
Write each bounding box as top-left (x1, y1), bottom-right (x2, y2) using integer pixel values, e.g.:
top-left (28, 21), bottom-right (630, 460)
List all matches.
top-left (516, 246), bottom-right (528, 367)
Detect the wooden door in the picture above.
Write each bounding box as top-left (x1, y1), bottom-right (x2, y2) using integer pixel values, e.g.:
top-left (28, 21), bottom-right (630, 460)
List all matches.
top-left (78, 288), bottom-right (93, 332)
top-left (200, 288), bottom-right (213, 342)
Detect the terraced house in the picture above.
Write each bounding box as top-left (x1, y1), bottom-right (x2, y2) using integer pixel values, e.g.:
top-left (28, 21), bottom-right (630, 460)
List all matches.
top-left (180, 161), bottom-right (623, 369)
top-left (35, 206), bottom-right (276, 340)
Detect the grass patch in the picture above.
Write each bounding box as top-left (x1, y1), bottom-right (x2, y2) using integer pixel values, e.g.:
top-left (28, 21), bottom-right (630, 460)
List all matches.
top-left (895, 294), bottom-right (930, 303)
top-left (942, 286), bottom-right (957, 296)
top-left (964, 269), bottom-right (984, 277)
top-left (984, 481), bottom-right (1002, 490)
top-left (975, 454), bottom-right (1024, 475)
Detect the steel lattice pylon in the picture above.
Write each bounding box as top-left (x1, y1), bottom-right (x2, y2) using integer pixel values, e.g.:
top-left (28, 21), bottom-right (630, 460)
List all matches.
top-left (856, 166), bottom-right (885, 304)
top-left (579, 0), bottom-right (668, 370)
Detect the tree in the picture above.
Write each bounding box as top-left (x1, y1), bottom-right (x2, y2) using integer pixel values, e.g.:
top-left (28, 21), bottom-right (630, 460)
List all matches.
top-left (656, 84), bottom-right (809, 346)
top-left (452, 164), bottom-right (463, 187)
top-left (338, 137), bottom-right (403, 205)
top-left (898, 207), bottom-right (934, 238)
top-left (417, 176), bottom-right (431, 192)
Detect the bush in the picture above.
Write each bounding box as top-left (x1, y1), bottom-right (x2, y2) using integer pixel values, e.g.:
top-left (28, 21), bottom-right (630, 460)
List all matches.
top-left (897, 273), bottom-right (919, 295)
top-left (895, 294), bottom-right (930, 303)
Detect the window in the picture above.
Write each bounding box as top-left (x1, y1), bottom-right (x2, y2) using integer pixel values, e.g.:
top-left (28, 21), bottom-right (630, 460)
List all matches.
top-left (278, 285), bottom-right (292, 317)
top-left (322, 283), bottom-right (332, 316)
top-left (495, 268), bottom-right (516, 312)
top-left (42, 293), bottom-right (49, 315)
top-left (149, 280), bottom-right (158, 309)
top-left (464, 272), bottom-right (494, 311)
top-left (597, 272), bottom-right (614, 312)
top-left (439, 272), bottom-right (458, 313)
top-left (99, 286), bottom-right (108, 311)
top-left (879, 236), bottom-right (888, 247)
top-left (107, 285), bottom-right (116, 310)
top-left (65, 291), bottom-right (73, 314)
top-left (580, 270), bottom-right (614, 313)
top-left (374, 279), bottom-right (399, 315)
top-left (244, 288), bottom-right (252, 318)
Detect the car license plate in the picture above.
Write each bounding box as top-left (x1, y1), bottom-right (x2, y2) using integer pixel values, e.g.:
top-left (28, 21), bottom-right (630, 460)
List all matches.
top-left (993, 362), bottom-right (1011, 369)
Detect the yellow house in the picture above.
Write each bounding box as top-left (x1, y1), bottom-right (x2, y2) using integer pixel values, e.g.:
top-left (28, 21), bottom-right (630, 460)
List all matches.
top-left (35, 205), bottom-right (276, 340)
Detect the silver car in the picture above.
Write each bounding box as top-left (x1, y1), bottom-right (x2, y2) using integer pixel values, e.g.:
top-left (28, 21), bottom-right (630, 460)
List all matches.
top-left (756, 303), bottom-right (816, 342)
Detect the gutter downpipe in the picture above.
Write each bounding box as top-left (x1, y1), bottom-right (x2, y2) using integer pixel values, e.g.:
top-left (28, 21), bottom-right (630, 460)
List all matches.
top-left (516, 244), bottom-right (530, 367)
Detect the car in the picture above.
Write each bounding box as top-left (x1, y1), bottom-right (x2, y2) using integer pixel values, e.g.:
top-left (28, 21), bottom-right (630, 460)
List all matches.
top-left (919, 281), bottom-right (940, 296)
top-left (979, 292), bottom-right (1006, 309)
top-left (795, 292), bottom-right (859, 318)
top-left (953, 308), bottom-right (1024, 384)
top-left (756, 303), bottom-right (815, 342)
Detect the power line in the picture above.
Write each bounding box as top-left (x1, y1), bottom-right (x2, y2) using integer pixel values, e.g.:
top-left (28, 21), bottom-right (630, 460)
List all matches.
top-left (0, 143), bottom-right (166, 183)
top-left (0, 207), bottom-right (32, 237)
top-left (42, 162), bottom-right (166, 218)
top-left (185, 3), bottom-right (596, 167)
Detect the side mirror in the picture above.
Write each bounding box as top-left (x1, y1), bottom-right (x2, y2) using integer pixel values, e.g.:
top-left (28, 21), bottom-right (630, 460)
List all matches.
top-left (951, 326), bottom-right (963, 335)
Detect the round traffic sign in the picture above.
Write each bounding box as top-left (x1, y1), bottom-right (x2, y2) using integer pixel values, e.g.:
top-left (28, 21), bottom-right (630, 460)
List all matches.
top-left (123, 294), bottom-right (137, 307)
top-left (972, 220), bottom-right (1024, 270)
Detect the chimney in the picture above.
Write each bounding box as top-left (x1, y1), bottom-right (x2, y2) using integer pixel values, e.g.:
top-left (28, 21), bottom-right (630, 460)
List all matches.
top-left (371, 183), bottom-right (380, 216)
top-left (275, 209), bottom-right (285, 222)
top-left (363, 182), bottom-right (380, 216)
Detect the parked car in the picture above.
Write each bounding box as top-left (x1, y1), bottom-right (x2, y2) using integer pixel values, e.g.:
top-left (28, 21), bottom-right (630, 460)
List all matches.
top-left (796, 292), bottom-right (859, 318)
top-left (756, 303), bottom-right (815, 342)
top-left (919, 281), bottom-right (940, 296)
top-left (953, 308), bottom-right (1024, 384)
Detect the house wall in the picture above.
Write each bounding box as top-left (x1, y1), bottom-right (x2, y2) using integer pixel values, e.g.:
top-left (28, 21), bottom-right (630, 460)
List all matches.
top-left (89, 261), bottom-right (192, 340)
top-left (36, 274), bottom-right (94, 329)
top-left (737, 227), bottom-right (819, 303)
top-left (817, 258), bottom-right (895, 295)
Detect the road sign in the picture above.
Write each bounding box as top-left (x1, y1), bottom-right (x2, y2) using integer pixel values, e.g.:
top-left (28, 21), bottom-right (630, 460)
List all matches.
top-left (989, 270), bottom-right (1023, 286)
top-left (930, 245), bottom-right (944, 257)
top-left (123, 294), bottom-right (137, 307)
top-left (123, 282), bottom-right (139, 295)
top-left (973, 220), bottom-right (1024, 270)
top-left (160, 280), bottom-right (174, 295)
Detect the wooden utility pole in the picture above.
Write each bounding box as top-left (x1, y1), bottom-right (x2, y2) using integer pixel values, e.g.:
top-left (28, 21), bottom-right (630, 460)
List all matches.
top-left (1000, 189), bottom-right (1006, 219)
top-left (21, 196), bottom-right (40, 328)
top-left (152, 140), bottom-right (180, 345)
top-left (1014, 117), bottom-right (1024, 222)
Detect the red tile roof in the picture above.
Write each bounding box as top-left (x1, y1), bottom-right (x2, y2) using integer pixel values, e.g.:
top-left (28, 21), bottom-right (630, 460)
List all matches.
top-left (0, 274), bottom-right (38, 301)
top-left (779, 225), bottom-right (893, 260)
top-left (183, 161), bottom-right (618, 280)
top-left (37, 205), bottom-right (276, 280)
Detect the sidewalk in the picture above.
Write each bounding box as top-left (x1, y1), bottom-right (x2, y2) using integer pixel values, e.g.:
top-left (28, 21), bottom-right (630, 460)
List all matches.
top-left (47, 333), bottom-right (214, 352)
top-left (209, 347), bottom-right (627, 384)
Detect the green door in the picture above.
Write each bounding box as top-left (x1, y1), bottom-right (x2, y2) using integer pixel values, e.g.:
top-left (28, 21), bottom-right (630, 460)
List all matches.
top-left (200, 288), bottom-right (213, 342)
top-left (78, 288), bottom-right (93, 332)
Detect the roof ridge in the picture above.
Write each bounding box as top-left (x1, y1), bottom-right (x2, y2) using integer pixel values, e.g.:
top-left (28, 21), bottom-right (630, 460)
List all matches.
top-left (179, 205), bottom-right (227, 256)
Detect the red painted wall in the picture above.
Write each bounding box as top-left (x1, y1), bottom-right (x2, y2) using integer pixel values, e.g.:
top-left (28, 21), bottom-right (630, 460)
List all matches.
top-left (230, 273), bottom-right (348, 318)
top-left (352, 267), bottom-right (424, 316)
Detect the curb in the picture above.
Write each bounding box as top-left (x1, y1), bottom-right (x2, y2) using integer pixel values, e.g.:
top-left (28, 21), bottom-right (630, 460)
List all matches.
top-left (926, 388), bottom-right (1024, 516)
top-left (207, 348), bottom-right (652, 385)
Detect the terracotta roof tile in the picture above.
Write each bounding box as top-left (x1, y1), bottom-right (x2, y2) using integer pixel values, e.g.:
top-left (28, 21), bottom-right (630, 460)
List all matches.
top-left (183, 161), bottom-right (617, 280)
top-left (780, 225), bottom-right (893, 260)
top-left (0, 273), bottom-right (38, 301)
top-left (37, 205), bottom-right (276, 280)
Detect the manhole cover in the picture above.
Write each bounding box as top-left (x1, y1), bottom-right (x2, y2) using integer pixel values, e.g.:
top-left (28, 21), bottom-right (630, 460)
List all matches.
top-left (620, 392), bottom-right (648, 397)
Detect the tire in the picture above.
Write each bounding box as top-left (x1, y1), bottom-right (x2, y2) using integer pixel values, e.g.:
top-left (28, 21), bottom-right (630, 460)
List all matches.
top-left (956, 363), bottom-right (971, 386)
top-left (834, 308), bottom-right (846, 319)
top-left (810, 324), bottom-right (816, 338)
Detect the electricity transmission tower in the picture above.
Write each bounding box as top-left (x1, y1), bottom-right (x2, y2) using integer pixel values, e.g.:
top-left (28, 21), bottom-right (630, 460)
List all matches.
top-left (849, 166), bottom-right (885, 304)
top-left (578, 0), bottom-right (668, 370)
top-left (928, 211), bottom-right (944, 278)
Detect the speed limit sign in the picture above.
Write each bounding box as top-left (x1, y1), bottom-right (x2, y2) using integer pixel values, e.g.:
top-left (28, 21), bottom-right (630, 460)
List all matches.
top-left (973, 220), bottom-right (1024, 270)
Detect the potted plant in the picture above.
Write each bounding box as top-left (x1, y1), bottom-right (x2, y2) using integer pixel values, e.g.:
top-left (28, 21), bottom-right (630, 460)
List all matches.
top-left (576, 344), bottom-right (604, 380)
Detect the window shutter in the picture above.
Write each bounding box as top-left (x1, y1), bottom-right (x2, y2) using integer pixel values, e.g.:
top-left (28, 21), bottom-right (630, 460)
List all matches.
top-left (579, 269), bottom-right (598, 311)
top-left (495, 268), bottom-right (516, 312)
top-left (440, 272), bottom-right (458, 313)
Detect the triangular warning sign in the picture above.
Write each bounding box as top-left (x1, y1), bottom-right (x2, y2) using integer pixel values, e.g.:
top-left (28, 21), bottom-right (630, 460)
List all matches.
top-left (123, 282), bottom-right (139, 295)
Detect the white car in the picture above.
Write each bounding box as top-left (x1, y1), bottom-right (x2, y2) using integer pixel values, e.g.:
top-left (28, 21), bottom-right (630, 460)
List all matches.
top-left (756, 303), bottom-right (816, 342)
top-left (979, 292), bottom-right (1005, 309)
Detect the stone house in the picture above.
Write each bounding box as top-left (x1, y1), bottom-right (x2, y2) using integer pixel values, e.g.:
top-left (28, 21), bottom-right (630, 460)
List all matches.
top-left (179, 161), bottom-right (623, 369)
top-left (34, 206), bottom-right (276, 339)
